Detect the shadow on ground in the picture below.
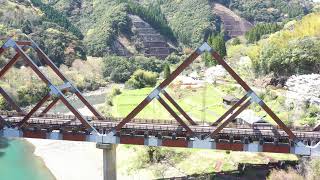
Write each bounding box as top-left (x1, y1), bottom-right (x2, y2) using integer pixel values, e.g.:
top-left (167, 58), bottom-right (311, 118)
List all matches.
top-left (156, 160), bottom-right (299, 180)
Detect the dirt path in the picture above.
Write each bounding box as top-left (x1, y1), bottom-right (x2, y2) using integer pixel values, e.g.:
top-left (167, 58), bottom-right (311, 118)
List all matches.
top-left (213, 3), bottom-right (253, 38)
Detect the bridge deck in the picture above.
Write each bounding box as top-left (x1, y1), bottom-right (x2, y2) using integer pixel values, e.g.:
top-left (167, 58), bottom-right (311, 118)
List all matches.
top-left (1, 113), bottom-right (320, 156)
top-left (2, 113), bottom-right (320, 140)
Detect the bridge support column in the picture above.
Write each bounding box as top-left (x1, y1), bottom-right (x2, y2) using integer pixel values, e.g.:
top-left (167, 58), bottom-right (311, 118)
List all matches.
top-left (96, 143), bottom-right (117, 180)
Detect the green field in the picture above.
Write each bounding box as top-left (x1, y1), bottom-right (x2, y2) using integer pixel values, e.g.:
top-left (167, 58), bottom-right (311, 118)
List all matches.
top-left (111, 84), bottom-right (235, 123)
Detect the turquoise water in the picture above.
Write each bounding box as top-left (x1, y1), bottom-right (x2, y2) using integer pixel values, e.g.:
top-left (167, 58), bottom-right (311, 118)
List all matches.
top-left (0, 138), bottom-right (55, 180)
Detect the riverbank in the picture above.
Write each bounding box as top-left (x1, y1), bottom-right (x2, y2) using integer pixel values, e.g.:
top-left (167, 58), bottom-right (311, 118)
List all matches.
top-left (26, 138), bottom-right (104, 180)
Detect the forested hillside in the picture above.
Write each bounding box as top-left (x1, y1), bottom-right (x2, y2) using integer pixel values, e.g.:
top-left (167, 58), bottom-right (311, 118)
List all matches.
top-left (0, 0), bottom-right (86, 67)
top-left (1, 0), bottom-right (314, 61)
top-left (246, 13), bottom-right (320, 76)
top-left (216, 0), bottom-right (311, 23)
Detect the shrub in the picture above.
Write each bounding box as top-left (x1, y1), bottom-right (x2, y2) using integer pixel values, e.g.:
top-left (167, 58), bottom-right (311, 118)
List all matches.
top-left (231, 37), bottom-right (241, 45)
top-left (307, 158), bottom-right (320, 180)
top-left (125, 69), bottom-right (158, 89)
top-left (17, 84), bottom-right (50, 107)
top-left (105, 86), bottom-right (122, 106)
top-left (165, 53), bottom-right (181, 64)
top-left (103, 56), bottom-right (164, 83)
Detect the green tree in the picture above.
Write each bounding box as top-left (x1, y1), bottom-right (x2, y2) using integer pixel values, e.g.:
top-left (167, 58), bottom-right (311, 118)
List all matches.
top-left (22, 20), bottom-right (32, 34)
top-left (103, 56), bottom-right (136, 83)
top-left (245, 23), bottom-right (282, 43)
top-left (204, 33), bottom-right (226, 66)
top-left (131, 56), bottom-right (163, 73)
top-left (163, 63), bottom-right (170, 79)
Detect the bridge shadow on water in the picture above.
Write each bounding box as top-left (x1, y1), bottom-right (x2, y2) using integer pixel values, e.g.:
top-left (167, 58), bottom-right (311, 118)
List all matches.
top-left (0, 137), bottom-right (10, 157)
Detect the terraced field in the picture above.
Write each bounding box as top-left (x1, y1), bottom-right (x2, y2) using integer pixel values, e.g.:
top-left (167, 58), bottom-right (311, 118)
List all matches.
top-left (130, 15), bottom-right (173, 59)
top-left (213, 3), bottom-right (253, 38)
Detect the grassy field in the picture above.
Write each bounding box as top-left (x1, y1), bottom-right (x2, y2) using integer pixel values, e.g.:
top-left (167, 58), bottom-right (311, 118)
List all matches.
top-left (111, 84), bottom-right (235, 123)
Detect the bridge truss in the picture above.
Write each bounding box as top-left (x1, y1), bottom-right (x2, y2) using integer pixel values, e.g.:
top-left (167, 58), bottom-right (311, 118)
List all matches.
top-left (0, 37), bottom-right (319, 156)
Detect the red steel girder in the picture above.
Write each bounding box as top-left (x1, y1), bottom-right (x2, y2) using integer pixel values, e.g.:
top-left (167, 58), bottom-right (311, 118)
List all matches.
top-left (157, 95), bottom-right (194, 134)
top-left (162, 90), bottom-right (197, 125)
top-left (115, 50), bottom-right (201, 131)
top-left (211, 94), bottom-right (248, 126)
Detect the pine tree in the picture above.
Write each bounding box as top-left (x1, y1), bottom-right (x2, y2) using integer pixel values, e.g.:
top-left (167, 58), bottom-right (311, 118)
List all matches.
top-left (163, 63), bottom-right (171, 79)
top-left (203, 33), bottom-right (227, 67)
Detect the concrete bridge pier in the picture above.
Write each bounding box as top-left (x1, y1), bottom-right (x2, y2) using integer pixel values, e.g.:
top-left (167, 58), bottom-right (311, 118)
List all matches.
top-left (96, 143), bottom-right (117, 180)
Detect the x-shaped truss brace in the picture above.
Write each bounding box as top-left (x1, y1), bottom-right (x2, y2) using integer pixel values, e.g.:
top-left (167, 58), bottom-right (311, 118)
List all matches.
top-left (0, 37), bottom-right (103, 133)
top-left (115, 42), bottom-right (298, 141)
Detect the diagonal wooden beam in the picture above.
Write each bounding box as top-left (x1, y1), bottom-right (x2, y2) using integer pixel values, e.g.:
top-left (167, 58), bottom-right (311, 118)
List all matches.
top-left (0, 53), bottom-right (20, 78)
top-left (33, 44), bottom-right (104, 120)
top-left (13, 43), bottom-right (97, 132)
top-left (210, 100), bottom-right (252, 137)
top-left (0, 42), bottom-right (6, 55)
top-left (0, 87), bottom-right (24, 113)
top-left (0, 47), bottom-right (4, 55)
top-left (115, 49), bottom-right (201, 131)
top-left (211, 52), bottom-right (251, 91)
top-left (39, 98), bottom-right (60, 116)
top-left (210, 51), bottom-right (297, 140)
top-left (211, 94), bottom-right (248, 126)
top-left (17, 93), bottom-right (51, 127)
top-left (58, 94), bottom-right (97, 132)
top-left (157, 96), bottom-right (193, 135)
top-left (16, 41), bottom-right (32, 46)
top-left (0, 115), bottom-right (8, 128)
top-left (162, 90), bottom-right (197, 125)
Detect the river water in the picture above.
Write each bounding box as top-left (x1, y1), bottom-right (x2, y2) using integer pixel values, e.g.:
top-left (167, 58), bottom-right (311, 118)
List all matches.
top-left (0, 88), bottom-right (109, 180)
top-left (0, 138), bottom-right (55, 180)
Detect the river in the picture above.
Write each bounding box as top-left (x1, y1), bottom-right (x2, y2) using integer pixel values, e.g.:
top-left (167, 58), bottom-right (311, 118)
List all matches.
top-left (0, 138), bottom-right (56, 180)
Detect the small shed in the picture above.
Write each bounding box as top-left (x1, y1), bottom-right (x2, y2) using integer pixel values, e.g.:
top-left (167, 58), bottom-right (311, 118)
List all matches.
top-left (236, 110), bottom-right (268, 126)
top-left (223, 95), bottom-right (240, 106)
